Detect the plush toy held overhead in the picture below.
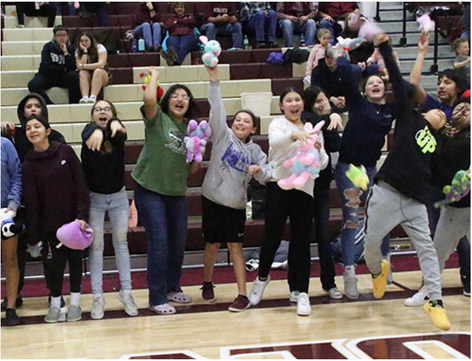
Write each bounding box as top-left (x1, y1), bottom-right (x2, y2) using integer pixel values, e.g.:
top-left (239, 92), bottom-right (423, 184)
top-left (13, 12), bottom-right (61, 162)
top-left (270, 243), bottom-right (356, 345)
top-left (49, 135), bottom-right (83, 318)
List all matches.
top-left (184, 119), bottom-right (212, 163)
top-left (358, 20), bottom-right (384, 42)
top-left (56, 220), bottom-right (93, 250)
top-left (333, 36), bottom-right (366, 60)
top-left (278, 121), bottom-right (325, 190)
top-left (345, 164), bottom-right (370, 191)
top-left (139, 72), bottom-right (164, 101)
top-left (434, 169), bottom-right (471, 208)
top-left (417, 13), bottom-right (435, 34)
top-left (199, 36), bottom-right (221, 68)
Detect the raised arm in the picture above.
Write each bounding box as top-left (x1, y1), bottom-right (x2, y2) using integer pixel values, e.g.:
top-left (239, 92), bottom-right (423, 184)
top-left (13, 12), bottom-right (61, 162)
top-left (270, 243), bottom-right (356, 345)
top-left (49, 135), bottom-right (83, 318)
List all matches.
top-left (408, 32), bottom-right (429, 104)
top-left (143, 67), bottom-right (160, 119)
top-left (205, 64), bottom-right (227, 140)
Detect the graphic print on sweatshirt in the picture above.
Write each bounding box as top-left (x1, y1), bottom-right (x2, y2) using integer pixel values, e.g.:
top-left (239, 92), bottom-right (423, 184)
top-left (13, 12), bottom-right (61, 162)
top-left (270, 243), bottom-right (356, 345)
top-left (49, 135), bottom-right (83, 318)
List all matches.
top-left (165, 128), bottom-right (186, 155)
top-left (50, 53), bottom-right (66, 65)
top-left (415, 126), bottom-right (437, 154)
top-left (220, 142), bottom-right (251, 173)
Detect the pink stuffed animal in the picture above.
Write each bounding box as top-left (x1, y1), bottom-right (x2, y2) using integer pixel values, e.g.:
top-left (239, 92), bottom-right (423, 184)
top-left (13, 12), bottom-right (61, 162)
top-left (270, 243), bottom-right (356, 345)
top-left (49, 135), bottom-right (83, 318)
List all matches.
top-left (417, 13), bottom-right (435, 34)
top-left (185, 119), bottom-right (212, 163)
top-left (278, 121), bottom-right (325, 190)
top-left (358, 20), bottom-right (384, 42)
top-left (56, 220), bottom-right (93, 250)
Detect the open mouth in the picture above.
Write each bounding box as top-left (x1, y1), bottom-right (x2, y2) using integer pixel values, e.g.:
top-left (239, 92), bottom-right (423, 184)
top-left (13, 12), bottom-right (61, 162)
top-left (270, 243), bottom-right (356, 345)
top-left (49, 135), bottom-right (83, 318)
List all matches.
top-left (98, 116), bottom-right (108, 122)
top-left (174, 104), bottom-right (185, 110)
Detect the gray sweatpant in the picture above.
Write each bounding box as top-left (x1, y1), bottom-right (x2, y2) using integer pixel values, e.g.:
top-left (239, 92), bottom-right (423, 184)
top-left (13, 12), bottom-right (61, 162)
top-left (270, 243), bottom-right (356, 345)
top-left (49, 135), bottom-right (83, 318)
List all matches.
top-left (434, 205), bottom-right (470, 273)
top-left (364, 181), bottom-right (442, 300)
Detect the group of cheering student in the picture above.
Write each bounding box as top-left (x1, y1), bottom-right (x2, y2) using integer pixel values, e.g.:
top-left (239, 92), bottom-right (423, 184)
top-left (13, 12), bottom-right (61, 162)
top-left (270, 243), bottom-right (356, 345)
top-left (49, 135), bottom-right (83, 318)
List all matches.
top-left (1, 26), bottom-right (470, 332)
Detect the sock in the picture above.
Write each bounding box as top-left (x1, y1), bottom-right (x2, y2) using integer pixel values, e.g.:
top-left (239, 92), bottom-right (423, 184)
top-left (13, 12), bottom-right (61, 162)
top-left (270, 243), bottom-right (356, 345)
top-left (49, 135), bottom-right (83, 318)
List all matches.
top-left (344, 265), bottom-right (355, 276)
top-left (70, 292), bottom-right (81, 307)
top-left (50, 296), bottom-right (62, 309)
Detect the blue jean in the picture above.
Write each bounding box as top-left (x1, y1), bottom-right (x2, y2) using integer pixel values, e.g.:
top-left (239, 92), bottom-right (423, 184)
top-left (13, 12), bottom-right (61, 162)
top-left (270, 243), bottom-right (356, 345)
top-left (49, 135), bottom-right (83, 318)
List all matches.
top-left (334, 161), bottom-right (389, 266)
top-left (244, 10), bottom-right (277, 42)
top-left (133, 182), bottom-right (188, 306)
top-left (166, 34), bottom-right (198, 64)
top-left (134, 22), bottom-right (161, 47)
top-left (201, 22), bottom-right (243, 49)
top-left (88, 188), bottom-right (132, 294)
top-left (278, 19), bottom-right (316, 46)
top-left (319, 19), bottom-right (337, 45)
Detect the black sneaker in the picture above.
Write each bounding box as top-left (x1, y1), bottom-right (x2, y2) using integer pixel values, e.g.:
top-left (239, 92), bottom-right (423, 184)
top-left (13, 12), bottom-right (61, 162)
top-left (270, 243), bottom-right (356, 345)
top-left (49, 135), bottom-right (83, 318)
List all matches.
top-left (461, 274), bottom-right (470, 297)
top-left (1, 295), bottom-right (23, 312)
top-left (5, 309), bottom-right (21, 326)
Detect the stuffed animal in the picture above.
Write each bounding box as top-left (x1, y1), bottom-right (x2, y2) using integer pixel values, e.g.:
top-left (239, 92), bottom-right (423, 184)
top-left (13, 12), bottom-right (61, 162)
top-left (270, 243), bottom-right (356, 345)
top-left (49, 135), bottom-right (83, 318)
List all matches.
top-left (417, 13), bottom-right (435, 34)
top-left (333, 36), bottom-right (366, 60)
top-left (199, 36), bottom-right (221, 68)
top-left (184, 119), bottom-right (212, 163)
top-left (278, 121), bottom-right (325, 190)
top-left (434, 169), bottom-right (471, 208)
top-left (1, 218), bottom-right (24, 241)
top-left (358, 20), bottom-right (384, 42)
top-left (139, 72), bottom-right (164, 101)
top-left (56, 220), bottom-right (93, 250)
top-left (345, 164), bottom-right (370, 191)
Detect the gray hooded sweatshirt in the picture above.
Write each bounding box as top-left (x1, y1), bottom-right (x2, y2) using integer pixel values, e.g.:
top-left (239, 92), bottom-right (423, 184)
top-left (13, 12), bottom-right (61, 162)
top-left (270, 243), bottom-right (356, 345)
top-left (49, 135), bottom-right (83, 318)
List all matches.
top-left (201, 81), bottom-right (272, 209)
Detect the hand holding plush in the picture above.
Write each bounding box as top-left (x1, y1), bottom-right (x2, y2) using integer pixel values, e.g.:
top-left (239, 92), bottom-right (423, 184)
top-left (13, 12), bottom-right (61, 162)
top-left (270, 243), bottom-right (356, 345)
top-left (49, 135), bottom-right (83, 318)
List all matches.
top-left (358, 21), bottom-right (384, 42)
top-left (417, 13), bottom-right (435, 34)
top-left (434, 169), bottom-right (471, 208)
top-left (139, 72), bottom-right (164, 100)
top-left (278, 122), bottom-right (325, 190)
top-left (184, 119), bottom-right (212, 163)
top-left (200, 36), bottom-right (222, 68)
top-left (56, 220), bottom-right (93, 250)
top-left (345, 164), bottom-right (370, 191)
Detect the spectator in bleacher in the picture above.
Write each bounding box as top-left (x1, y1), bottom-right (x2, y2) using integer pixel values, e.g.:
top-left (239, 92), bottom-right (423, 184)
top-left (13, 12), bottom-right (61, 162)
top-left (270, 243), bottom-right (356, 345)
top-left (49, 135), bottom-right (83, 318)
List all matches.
top-left (51, 2), bottom-right (78, 16)
top-left (15, 2), bottom-right (56, 28)
top-left (311, 47), bottom-right (347, 113)
top-left (1, 137), bottom-right (22, 326)
top-left (452, 38), bottom-right (470, 85)
top-left (305, 28), bottom-right (331, 86)
top-left (239, 2), bottom-right (278, 49)
top-left (200, 64), bottom-right (271, 311)
top-left (80, 100), bottom-right (138, 320)
top-left (133, 2), bottom-right (161, 52)
top-left (27, 25), bottom-right (80, 104)
top-left (22, 114), bottom-right (90, 323)
top-left (79, 2), bottom-right (108, 27)
top-left (333, 52), bottom-right (393, 300)
top-left (248, 87), bottom-right (329, 316)
top-left (276, 2), bottom-right (317, 47)
top-left (75, 31), bottom-right (111, 103)
top-left (132, 67), bottom-right (200, 315)
top-left (163, 2), bottom-right (198, 65)
top-left (196, 3), bottom-right (243, 50)
top-left (318, 2), bottom-right (359, 45)
top-left (302, 85), bottom-right (344, 300)
top-left (1, 93), bottom-right (66, 315)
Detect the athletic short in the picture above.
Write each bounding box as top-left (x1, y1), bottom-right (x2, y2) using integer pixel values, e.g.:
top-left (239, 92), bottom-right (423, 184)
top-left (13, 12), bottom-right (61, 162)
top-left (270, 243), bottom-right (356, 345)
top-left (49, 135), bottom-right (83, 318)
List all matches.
top-left (201, 196), bottom-right (246, 244)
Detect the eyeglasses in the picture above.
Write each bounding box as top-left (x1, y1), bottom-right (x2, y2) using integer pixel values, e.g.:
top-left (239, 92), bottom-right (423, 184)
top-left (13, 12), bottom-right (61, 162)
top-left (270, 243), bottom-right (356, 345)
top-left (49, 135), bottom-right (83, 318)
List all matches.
top-left (93, 106), bottom-right (112, 113)
top-left (170, 94), bottom-right (190, 101)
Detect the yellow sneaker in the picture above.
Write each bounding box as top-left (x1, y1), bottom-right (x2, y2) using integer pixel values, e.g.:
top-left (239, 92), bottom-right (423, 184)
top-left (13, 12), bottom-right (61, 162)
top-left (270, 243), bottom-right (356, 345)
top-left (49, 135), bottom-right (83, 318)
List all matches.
top-left (371, 259), bottom-right (390, 299)
top-left (423, 300), bottom-right (451, 331)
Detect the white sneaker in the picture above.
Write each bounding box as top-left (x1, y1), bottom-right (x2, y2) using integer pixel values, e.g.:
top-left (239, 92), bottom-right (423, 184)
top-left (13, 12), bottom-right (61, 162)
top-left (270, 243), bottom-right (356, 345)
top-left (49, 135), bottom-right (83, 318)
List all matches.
top-left (326, 287), bottom-right (343, 300)
top-left (79, 96), bottom-right (89, 103)
top-left (404, 286), bottom-right (429, 307)
top-left (87, 95), bottom-right (97, 103)
top-left (343, 273), bottom-right (359, 300)
top-left (91, 294), bottom-right (105, 320)
top-left (248, 276), bottom-right (270, 306)
top-left (296, 292), bottom-right (311, 316)
top-left (118, 290), bottom-right (138, 316)
top-left (289, 290), bottom-right (300, 302)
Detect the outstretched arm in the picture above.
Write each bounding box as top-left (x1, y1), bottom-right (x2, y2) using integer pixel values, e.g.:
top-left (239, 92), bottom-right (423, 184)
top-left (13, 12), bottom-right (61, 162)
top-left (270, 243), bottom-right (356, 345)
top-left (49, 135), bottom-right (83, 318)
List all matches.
top-left (408, 33), bottom-right (429, 104)
top-left (143, 67), bottom-right (159, 120)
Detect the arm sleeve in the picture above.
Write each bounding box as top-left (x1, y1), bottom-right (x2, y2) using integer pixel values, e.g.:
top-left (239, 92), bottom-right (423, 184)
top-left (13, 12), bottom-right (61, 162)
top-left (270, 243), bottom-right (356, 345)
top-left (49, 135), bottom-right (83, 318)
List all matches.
top-left (66, 146), bottom-right (90, 222)
top-left (106, 119), bottom-right (128, 144)
top-left (81, 123), bottom-right (102, 142)
top-left (6, 143), bottom-right (22, 211)
top-left (208, 80), bottom-right (228, 141)
top-left (64, 44), bottom-right (77, 71)
top-left (251, 148), bottom-right (272, 184)
top-left (336, 56), bottom-right (364, 108)
top-left (40, 43), bottom-right (63, 74)
top-left (22, 162), bottom-right (41, 244)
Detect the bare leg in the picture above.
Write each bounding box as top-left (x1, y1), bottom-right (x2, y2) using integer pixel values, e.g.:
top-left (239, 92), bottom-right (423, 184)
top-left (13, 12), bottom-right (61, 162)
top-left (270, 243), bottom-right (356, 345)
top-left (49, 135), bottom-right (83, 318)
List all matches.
top-left (79, 70), bottom-right (91, 97)
top-left (228, 243), bottom-right (247, 296)
top-left (2, 236), bottom-right (19, 309)
top-left (90, 69), bottom-right (109, 97)
top-left (203, 243), bottom-right (220, 282)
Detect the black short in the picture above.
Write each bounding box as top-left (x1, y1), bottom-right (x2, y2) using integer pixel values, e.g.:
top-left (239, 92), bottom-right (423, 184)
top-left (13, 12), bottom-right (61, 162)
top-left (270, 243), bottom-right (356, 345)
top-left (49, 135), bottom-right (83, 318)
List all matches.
top-left (201, 196), bottom-right (246, 244)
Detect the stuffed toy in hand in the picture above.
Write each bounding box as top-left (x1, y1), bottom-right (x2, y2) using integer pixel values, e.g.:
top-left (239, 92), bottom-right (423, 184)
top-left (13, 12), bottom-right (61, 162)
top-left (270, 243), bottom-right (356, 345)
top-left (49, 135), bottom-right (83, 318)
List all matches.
top-left (199, 36), bottom-right (221, 68)
top-left (333, 36), bottom-right (366, 60)
top-left (434, 169), bottom-right (471, 208)
top-left (278, 121), bottom-right (325, 190)
top-left (358, 20), bottom-right (384, 42)
top-left (1, 218), bottom-right (24, 241)
top-left (417, 13), bottom-right (435, 34)
top-left (345, 164), bottom-right (370, 191)
top-left (184, 119), bottom-right (212, 163)
top-left (140, 72), bottom-right (164, 101)
top-left (56, 220), bottom-right (93, 250)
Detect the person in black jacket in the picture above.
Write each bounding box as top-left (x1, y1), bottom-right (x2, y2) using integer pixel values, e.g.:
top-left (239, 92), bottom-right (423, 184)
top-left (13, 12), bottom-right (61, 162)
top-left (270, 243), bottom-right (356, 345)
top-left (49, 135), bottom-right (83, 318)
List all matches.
top-left (303, 85), bottom-right (343, 299)
top-left (1, 93), bottom-right (66, 313)
top-left (27, 25), bottom-right (80, 104)
top-left (363, 32), bottom-right (450, 331)
top-left (80, 100), bottom-right (138, 320)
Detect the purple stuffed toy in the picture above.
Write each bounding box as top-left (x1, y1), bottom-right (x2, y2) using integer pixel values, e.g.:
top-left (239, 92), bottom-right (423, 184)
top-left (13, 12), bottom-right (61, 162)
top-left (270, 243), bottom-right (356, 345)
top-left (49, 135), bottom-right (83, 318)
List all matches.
top-left (56, 220), bottom-right (93, 250)
top-left (184, 119), bottom-right (212, 163)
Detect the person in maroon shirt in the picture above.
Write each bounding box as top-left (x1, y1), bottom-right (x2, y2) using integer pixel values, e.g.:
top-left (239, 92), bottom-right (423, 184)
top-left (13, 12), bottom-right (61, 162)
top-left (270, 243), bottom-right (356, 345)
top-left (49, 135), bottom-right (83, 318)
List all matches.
top-left (22, 114), bottom-right (90, 323)
top-left (276, 2), bottom-right (318, 47)
top-left (163, 2), bottom-right (198, 65)
top-left (318, 2), bottom-right (360, 45)
top-left (133, 2), bottom-right (161, 52)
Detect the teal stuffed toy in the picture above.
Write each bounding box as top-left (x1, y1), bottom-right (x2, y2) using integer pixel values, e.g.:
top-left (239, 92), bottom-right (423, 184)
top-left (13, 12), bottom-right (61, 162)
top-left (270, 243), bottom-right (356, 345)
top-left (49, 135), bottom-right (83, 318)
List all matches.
top-left (199, 36), bottom-right (222, 68)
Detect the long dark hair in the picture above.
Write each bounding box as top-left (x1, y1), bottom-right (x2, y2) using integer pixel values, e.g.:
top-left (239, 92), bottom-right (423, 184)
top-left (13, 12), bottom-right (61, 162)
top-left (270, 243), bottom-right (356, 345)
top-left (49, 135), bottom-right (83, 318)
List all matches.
top-left (303, 85), bottom-right (325, 112)
top-left (77, 32), bottom-right (99, 62)
top-left (160, 84), bottom-right (196, 119)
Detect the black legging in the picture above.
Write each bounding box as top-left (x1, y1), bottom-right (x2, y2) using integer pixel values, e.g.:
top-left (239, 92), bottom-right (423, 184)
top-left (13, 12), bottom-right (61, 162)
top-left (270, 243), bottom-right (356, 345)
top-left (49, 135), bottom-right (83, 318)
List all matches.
top-left (16, 2), bottom-right (56, 27)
